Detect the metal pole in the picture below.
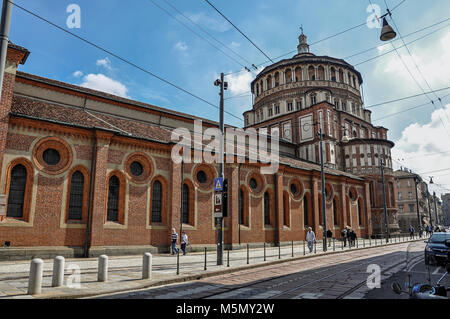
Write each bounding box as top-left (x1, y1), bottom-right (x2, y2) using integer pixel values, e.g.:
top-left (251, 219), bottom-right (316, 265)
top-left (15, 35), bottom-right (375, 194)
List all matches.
top-left (247, 243), bottom-right (249, 264)
top-left (216, 72), bottom-right (225, 266)
top-left (319, 128), bottom-right (327, 252)
top-left (433, 192), bottom-right (439, 226)
top-left (176, 250), bottom-right (180, 275)
top-left (303, 240), bottom-right (305, 255)
top-left (291, 241), bottom-right (294, 257)
top-left (380, 160), bottom-right (390, 243)
top-left (204, 247), bottom-right (207, 271)
top-left (414, 177), bottom-right (422, 237)
top-left (264, 242), bottom-right (266, 261)
top-left (278, 243), bottom-right (281, 259)
top-left (0, 0), bottom-right (13, 102)
top-left (227, 248), bottom-right (230, 267)
top-left (427, 188), bottom-right (433, 228)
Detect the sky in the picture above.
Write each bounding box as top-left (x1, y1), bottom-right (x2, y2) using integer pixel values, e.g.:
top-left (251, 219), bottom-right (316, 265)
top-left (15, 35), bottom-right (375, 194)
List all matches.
top-left (8, 0), bottom-right (450, 197)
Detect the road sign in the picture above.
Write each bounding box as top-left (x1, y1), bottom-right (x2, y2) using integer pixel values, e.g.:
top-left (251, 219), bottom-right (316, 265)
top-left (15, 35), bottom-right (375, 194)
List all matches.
top-left (214, 193), bottom-right (222, 206)
top-left (214, 177), bottom-right (223, 191)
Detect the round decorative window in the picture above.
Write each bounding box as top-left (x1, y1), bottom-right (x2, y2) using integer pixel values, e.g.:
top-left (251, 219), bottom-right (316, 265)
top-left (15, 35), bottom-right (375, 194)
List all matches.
top-left (32, 137), bottom-right (73, 175)
top-left (196, 170), bottom-right (207, 184)
top-left (130, 161), bottom-right (144, 177)
top-left (290, 183), bottom-right (298, 195)
top-left (124, 153), bottom-right (153, 184)
top-left (43, 148), bottom-right (61, 166)
top-left (249, 178), bottom-right (258, 190)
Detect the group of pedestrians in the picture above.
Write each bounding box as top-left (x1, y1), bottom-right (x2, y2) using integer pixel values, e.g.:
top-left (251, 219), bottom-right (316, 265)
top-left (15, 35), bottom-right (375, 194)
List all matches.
top-left (341, 226), bottom-right (357, 247)
top-left (171, 228), bottom-right (190, 255)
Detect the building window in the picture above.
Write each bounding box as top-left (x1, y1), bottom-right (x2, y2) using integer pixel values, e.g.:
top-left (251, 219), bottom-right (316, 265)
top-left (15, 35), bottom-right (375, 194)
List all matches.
top-left (68, 171), bottom-right (84, 220)
top-left (283, 192), bottom-right (289, 227)
top-left (358, 199), bottom-right (363, 226)
top-left (333, 198), bottom-right (338, 226)
top-left (107, 176), bottom-right (120, 222)
top-left (239, 188), bottom-right (244, 225)
top-left (6, 164), bottom-right (27, 218)
top-left (304, 194), bottom-right (309, 226)
top-left (287, 102), bottom-right (293, 112)
top-left (151, 181), bottom-right (162, 223)
top-left (182, 184), bottom-right (190, 224)
top-left (130, 161), bottom-right (144, 177)
top-left (43, 148), bottom-right (61, 166)
top-left (268, 108), bottom-right (273, 117)
top-left (310, 94), bottom-right (316, 105)
top-left (398, 192), bottom-right (402, 200)
top-left (196, 170), bottom-right (207, 184)
top-left (296, 100), bottom-right (302, 110)
top-left (409, 204), bottom-right (415, 212)
top-left (275, 105), bottom-right (280, 114)
top-left (408, 191), bottom-right (413, 199)
top-left (264, 192), bottom-right (270, 225)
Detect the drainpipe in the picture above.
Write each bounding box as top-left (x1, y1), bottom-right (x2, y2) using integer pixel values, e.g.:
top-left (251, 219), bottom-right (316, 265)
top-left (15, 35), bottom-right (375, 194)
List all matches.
top-left (274, 172), bottom-right (279, 246)
top-left (84, 127), bottom-right (97, 258)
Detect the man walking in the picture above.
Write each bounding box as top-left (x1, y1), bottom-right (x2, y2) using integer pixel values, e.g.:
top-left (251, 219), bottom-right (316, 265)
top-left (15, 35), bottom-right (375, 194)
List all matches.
top-left (341, 228), bottom-right (347, 247)
top-left (327, 229), bottom-right (333, 247)
top-left (409, 225), bottom-right (415, 239)
top-left (306, 227), bottom-right (316, 253)
top-left (180, 231), bottom-right (189, 255)
top-left (171, 228), bottom-right (179, 255)
top-left (350, 229), bottom-right (357, 247)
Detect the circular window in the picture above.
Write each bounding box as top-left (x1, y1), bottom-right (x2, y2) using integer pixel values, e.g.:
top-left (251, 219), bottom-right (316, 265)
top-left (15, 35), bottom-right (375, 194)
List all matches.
top-left (43, 148), bottom-right (60, 166)
top-left (249, 178), bottom-right (258, 190)
top-left (360, 154), bottom-right (365, 158)
top-left (290, 183), bottom-right (298, 195)
top-left (130, 161), bottom-right (144, 177)
top-left (33, 137), bottom-right (73, 175)
top-left (196, 170), bottom-right (207, 184)
top-left (124, 153), bottom-right (153, 184)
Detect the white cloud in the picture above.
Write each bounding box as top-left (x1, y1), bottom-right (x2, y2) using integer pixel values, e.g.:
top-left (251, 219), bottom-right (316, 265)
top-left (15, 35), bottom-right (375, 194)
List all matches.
top-left (392, 102), bottom-right (450, 196)
top-left (80, 73), bottom-right (129, 98)
top-left (226, 71), bottom-right (256, 96)
top-left (73, 70), bottom-right (83, 77)
top-left (96, 57), bottom-right (112, 70)
top-left (230, 41), bottom-right (241, 48)
top-left (174, 41), bottom-right (188, 51)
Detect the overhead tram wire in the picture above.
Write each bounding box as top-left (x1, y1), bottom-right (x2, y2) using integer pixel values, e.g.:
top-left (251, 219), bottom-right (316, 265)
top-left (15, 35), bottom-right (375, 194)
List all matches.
top-left (372, 93), bottom-right (450, 122)
top-left (161, 0), bottom-right (253, 67)
top-left (147, 0), bottom-right (249, 70)
top-left (383, 0), bottom-right (450, 127)
top-left (223, 0), bottom-right (407, 77)
top-left (10, 1), bottom-right (245, 124)
top-left (203, 0), bottom-right (274, 64)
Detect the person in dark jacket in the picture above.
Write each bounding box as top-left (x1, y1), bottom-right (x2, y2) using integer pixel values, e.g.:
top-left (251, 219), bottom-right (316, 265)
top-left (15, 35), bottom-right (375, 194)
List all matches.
top-left (409, 225), bottom-right (415, 239)
top-left (350, 229), bottom-right (357, 246)
top-left (327, 229), bottom-right (333, 247)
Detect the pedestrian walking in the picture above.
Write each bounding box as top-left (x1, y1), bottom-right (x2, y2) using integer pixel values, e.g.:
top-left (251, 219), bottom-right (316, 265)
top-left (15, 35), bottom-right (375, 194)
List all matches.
top-left (327, 229), bottom-right (333, 247)
top-left (409, 225), bottom-right (415, 239)
top-left (180, 231), bottom-right (189, 255)
top-left (346, 226), bottom-right (351, 244)
top-left (306, 227), bottom-right (316, 253)
top-left (341, 228), bottom-right (347, 247)
top-left (171, 228), bottom-right (179, 255)
top-left (350, 229), bottom-right (357, 247)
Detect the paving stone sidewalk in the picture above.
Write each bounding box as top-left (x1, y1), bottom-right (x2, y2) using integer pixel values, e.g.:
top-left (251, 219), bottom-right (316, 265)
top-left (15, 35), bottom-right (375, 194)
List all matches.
top-left (0, 237), bottom-right (423, 299)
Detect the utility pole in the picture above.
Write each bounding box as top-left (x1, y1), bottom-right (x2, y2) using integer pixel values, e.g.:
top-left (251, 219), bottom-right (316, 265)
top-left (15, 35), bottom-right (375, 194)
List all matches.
top-left (414, 176), bottom-right (422, 236)
top-left (0, 0), bottom-right (13, 102)
top-left (380, 160), bottom-right (390, 243)
top-left (214, 73), bottom-right (227, 266)
top-left (427, 190), bottom-right (433, 228)
top-left (318, 127), bottom-right (327, 251)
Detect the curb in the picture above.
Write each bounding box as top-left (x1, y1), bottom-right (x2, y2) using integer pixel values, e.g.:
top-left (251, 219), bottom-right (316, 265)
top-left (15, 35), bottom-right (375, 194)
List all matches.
top-left (34, 238), bottom-right (424, 299)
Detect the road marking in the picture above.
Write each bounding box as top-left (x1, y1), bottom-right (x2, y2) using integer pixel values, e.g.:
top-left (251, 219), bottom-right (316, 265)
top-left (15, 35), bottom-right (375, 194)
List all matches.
top-left (432, 267), bottom-right (442, 275)
top-left (205, 288), bottom-right (254, 299)
top-left (155, 285), bottom-right (219, 299)
top-left (291, 292), bottom-right (324, 299)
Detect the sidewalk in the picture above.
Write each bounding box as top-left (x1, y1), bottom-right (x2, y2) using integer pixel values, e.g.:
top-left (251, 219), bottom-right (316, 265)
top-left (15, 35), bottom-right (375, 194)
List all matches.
top-left (0, 235), bottom-right (426, 299)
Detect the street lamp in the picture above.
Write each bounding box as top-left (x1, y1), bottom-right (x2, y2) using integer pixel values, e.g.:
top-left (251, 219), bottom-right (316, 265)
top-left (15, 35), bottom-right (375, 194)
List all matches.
top-left (379, 9), bottom-right (397, 42)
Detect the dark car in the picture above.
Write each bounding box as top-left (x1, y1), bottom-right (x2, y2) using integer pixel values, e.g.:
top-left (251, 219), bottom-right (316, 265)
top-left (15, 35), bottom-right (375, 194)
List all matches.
top-left (424, 232), bottom-right (450, 265)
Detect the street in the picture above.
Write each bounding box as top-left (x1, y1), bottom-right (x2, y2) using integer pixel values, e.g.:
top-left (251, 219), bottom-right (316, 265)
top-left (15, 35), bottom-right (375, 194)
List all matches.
top-left (92, 241), bottom-right (435, 299)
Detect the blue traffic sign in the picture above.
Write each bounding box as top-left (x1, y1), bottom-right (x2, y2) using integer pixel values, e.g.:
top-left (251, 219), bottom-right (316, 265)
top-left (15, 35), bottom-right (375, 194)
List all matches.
top-left (214, 177), bottom-right (223, 191)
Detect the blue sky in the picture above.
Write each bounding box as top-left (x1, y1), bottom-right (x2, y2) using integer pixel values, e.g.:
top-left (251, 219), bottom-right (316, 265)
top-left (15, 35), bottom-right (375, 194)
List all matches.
top-left (8, 0), bottom-right (450, 195)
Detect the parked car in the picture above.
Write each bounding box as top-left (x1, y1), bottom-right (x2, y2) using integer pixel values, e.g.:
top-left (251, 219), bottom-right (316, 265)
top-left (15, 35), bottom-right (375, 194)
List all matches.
top-left (425, 232), bottom-right (450, 265)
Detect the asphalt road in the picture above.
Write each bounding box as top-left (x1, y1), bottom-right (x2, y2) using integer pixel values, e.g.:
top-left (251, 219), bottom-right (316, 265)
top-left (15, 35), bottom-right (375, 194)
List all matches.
top-left (92, 242), bottom-right (434, 299)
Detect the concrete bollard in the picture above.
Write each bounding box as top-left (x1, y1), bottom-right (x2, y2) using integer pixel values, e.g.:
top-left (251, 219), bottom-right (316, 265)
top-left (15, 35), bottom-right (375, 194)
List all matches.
top-left (98, 255), bottom-right (108, 282)
top-left (28, 258), bottom-right (44, 295)
top-left (52, 256), bottom-right (65, 287)
top-left (142, 253), bottom-right (152, 280)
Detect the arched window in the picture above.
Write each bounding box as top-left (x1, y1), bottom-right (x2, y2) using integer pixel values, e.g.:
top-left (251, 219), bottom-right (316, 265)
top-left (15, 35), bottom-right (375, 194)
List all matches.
top-left (339, 69), bottom-right (344, 83)
top-left (266, 75), bottom-right (272, 90)
top-left (151, 181), bottom-right (162, 223)
top-left (182, 183), bottom-right (190, 224)
top-left (358, 199), bottom-right (363, 226)
top-left (7, 164), bottom-right (27, 218)
top-left (68, 171), bottom-right (84, 220)
top-left (285, 69), bottom-right (292, 83)
top-left (107, 176), bottom-right (120, 222)
top-left (239, 188), bottom-right (244, 225)
top-left (318, 66), bottom-right (325, 80)
top-left (283, 192), bottom-right (289, 227)
top-left (304, 194), bottom-right (309, 226)
top-left (308, 66), bottom-right (315, 80)
top-left (333, 198), bottom-right (339, 226)
top-left (274, 72), bottom-right (280, 87)
top-left (330, 67), bottom-right (336, 82)
top-left (295, 67), bottom-right (302, 81)
top-left (264, 192), bottom-right (270, 225)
